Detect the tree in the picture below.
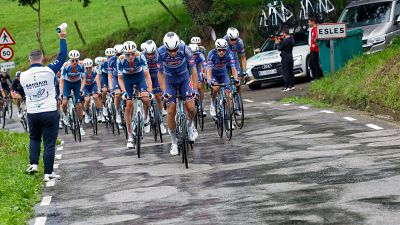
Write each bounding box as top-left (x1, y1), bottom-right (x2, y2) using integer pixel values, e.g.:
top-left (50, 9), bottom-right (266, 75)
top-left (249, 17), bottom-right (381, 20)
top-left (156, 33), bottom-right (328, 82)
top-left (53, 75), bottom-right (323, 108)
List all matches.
top-left (15, 0), bottom-right (91, 56)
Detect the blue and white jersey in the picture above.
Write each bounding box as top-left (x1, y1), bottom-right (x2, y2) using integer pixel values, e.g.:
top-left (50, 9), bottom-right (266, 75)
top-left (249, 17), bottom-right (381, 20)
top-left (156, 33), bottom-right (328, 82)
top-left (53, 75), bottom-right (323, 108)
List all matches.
top-left (207, 49), bottom-right (236, 73)
top-left (223, 35), bottom-right (245, 60)
top-left (194, 51), bottom-right (206, 75)
top-left (99, 57), bottom-right (109, 75)
top-left (107, 55), bottom-right (118, 78)
top-left (61, 60), bottom-right (84, 82)
top-left (199, 46), bottom-right (207, 56)
top-left (157, 43), bottom-right (195, 79)
top-left (83, 71), bottom-right (98, 85)
top-left (143, 51), bottom-right (160, 76)
top-left (117, 52), bottom-right (148, 76)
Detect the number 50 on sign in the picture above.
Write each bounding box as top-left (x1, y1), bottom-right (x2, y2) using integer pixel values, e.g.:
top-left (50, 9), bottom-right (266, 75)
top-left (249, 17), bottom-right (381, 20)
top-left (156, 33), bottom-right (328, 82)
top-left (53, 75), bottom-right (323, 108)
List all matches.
top-left (0, 46), bottom-right (14, 61)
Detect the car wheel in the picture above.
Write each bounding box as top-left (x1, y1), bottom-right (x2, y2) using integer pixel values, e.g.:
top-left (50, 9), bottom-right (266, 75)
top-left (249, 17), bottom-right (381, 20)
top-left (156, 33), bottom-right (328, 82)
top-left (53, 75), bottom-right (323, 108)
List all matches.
top-left (248, 83), bottom-right (262, 90)
top-left (306, 56), bottom-right (314, 81)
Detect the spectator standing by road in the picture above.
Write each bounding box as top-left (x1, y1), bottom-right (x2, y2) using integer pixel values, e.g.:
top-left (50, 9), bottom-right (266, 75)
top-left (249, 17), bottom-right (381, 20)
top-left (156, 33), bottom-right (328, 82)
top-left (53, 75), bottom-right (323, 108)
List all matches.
top-left (20, 29), bottom-right (67, 182)
top-left (308, 17), bottom-right (323, 79)
top-left (276, 28), bottom-right (295, 92)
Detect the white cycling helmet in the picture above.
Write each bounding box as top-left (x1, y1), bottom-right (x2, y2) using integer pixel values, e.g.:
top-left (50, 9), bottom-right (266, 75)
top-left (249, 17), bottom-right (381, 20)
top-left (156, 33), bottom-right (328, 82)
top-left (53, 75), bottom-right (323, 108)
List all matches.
top-left (16, 71), bottom-right (21, 77)
top-left (188, 44), bottom-right (199, 53)
top-left (144, 40), bottom-right (157, 54)
top-left (122, 41), bottom-right (137, 53)
top-left (68, 50), bottom-right (80, 59)
top-left (191, 37), bottom-right (201, 44)
top-left (114, 44), bottom-right (124, 54)
top-left (0, 67), bottom-right (7, 73)
top-left (163, 32), bottom-right (180, 50)
top-left (215, 38), bottom-right (228, 49)
top-left (105, 48), bottom-right (116, 57)
top-left (227, 27), bottom-right (239, 39)
top-left (83, 58), bottom-right (93, 68)
top-left (94, 57), bottom-right (103, 65)
top-left (140, 42), bottom-right (146, 52)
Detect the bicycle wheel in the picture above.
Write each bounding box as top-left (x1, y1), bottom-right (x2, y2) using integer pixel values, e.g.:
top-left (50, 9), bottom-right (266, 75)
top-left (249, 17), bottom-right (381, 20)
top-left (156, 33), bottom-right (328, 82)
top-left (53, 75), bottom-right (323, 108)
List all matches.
top-left (199, 101), bottom-right (204, 131)
top-left (112, 104), bottom-right (120, 135)
top-left (233, 92), bottom-right (245, 129)
top-left (73, 108), bottom-right (81, 142)
top-left (1, 107), bottom-right (5, 129)
top-left (180, 116), bottom-right (188, 169)
top-left (91, 103), bottom-right (97, 135)
top-left (151, 107), bottom-right (157, 142)
top-left (71, 110), bottom-right (77, 142)
top-left (21, 115), bottom-right (28, 132)
top-left (216, 98), bottom-right (223, 138)
top-left (109, 106), bottom-right (115, 134)
top-left (194, 101), bottom-right (198, 130)
top-left (136, 112), bottom-right (141, 158)
top-left (224, 100), bottom-right (233, 141)
top-left (8, 99), bottom-right (12, 119)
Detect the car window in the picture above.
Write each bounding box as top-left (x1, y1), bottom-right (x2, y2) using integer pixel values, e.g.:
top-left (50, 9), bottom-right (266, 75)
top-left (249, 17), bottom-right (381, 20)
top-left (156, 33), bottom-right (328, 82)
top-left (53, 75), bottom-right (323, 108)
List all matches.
top-left (339, 1), bottom-right (392, 28)
top-left (396, 1), bottom-right (400, 16)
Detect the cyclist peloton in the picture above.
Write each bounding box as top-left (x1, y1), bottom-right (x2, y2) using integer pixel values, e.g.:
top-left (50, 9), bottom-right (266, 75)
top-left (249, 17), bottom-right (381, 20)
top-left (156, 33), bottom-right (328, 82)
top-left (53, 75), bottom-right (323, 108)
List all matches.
top-left (81, 58), bottom-right (103, 124)
top-left (117, 41), bottom-right (153, 149)
top-left (60, 50), bottom-right (86, 136)
top-left (157, 32), bottom-right (199, 155)
top-left (207, 38), bottom-right (239, 129)
top-left (11, 71), bottom-right (26, 118)
top-left (107, 44), bottom-right (124, 124)
top-left (188, 43), bottom-right (207, 117)
top-left (224, 27), bottom-right (248, 93)
top-left (142, 40), bottom-right (167, 134)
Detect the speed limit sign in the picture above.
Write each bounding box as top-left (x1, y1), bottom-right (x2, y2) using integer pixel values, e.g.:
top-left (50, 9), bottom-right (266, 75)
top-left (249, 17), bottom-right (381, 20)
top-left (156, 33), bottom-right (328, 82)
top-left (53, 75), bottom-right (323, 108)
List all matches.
top-left (0, 46), bottom-right (14, 61)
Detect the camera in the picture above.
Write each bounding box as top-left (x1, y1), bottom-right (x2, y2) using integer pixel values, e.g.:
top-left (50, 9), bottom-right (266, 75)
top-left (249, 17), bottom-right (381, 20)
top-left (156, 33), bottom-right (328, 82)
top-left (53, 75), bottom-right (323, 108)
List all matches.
top-left (56, 23), bottom-right (68, 33)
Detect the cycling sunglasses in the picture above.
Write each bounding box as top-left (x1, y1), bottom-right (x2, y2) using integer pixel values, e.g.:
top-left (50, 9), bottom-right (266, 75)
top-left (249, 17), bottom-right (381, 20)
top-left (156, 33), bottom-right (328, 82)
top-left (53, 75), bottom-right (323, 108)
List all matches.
top-left (230, 38), bottom-right (238, 42)
top-left (125, 53), bottom-right (134, 57)
top-left (71, 59), bottom-right (79, 62)
top-left (167, 48), bottom-right (178, 53)
top-left (146, 52), bottom-right (155, 57)
top-left (217, 49), bottom-right (227, 53)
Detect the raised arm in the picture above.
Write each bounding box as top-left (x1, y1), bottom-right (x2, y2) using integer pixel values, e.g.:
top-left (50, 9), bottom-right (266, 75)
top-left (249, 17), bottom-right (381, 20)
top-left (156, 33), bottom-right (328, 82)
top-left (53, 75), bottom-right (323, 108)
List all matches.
top-left (48, 31), bottom-right (67, 74)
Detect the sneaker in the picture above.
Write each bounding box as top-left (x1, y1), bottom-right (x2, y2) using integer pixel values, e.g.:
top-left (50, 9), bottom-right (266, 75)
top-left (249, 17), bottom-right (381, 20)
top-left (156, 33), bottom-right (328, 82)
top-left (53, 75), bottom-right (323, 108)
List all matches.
top-left (228, 121), bottom-right (235, 130)
top-left (234, 109), bottom-right (242, 116)
top-left (63, 114), bottom-right (70, 127)
top-left (202, 111), bottom-right (207, 117)
top-left (18, 111), bottom-right (22, 118)
top-left (162, 108), bottom-right (168, 116)
top-left (127, 136), bottom-right (134, 149)
top-left (290, 86), bottom-right (296, 91)
top-left (160, 123), bottom-right (167, 134)
top-left (44, 172), bottom-right (61, 182)
top-left (102, 107), bottom-right (108, 117)
top-left (116, 113), bottom-right (122, 124)
top-left (188, 126), bottom-right (198, 143)
top-left (59, 120), bottom-right (63, 129)
top-left (210, 104), bottom-right (216, 117)
top-left (80, 127), bottom-right (86, 136)
top-left (281, 88), bottom-right (290, 92)
top-left (84, 114), bottom-right (90, 124)
top-left (144, 117), bottom-right (151, 133)
top-left (26, 164), bottom-right (38, 174)
top-left (170, 144), bottom-right (178, 155)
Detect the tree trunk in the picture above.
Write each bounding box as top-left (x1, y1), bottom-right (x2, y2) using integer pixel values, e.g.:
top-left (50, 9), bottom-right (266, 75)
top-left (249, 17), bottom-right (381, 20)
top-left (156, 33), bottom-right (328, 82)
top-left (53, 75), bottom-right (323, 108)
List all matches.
top-left (184, 0), bottom-right (212, 18)
top-left (37, 0), bottom-right (45, 56)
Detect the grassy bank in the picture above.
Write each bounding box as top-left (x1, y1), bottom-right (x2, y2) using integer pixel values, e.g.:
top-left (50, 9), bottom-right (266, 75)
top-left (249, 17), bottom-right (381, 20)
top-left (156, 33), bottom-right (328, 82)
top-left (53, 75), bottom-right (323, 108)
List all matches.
top-left (284, 38), bottom-right (400, 117)
top-left (0, 131), bottom-right (43, 224)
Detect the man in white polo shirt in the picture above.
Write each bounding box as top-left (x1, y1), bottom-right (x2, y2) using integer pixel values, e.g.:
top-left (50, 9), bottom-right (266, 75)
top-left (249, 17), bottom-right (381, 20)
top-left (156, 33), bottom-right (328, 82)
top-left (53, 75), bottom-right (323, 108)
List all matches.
top-left (20, 29), bottom-right (67, 182)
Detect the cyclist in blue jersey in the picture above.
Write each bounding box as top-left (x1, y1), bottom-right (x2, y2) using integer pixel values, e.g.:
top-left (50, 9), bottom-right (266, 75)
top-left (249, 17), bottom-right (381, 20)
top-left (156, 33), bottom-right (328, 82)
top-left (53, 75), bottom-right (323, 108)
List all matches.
top-left (11, 71), bottom-right (25, 118)
top-left (224, 27), bottom-right (248, 93)
top-left (60, 50), bottom-right (86, 136)
top-left (100, 48), bottom-right (115, 118)
top-left (81, 58), bottom-right (102, 124)
top-left (190, 37), bottom-right (206, 56)
top-left (188, 43), bottom-right (207, 117)
top-left (143, 40), bottom-right (167, 135)
top-left (108, 44), bottom-right (124, 124)
top-left (207, 39), bottom-right (239, 127)
top-left (118, 41), bottom-right (153, 149)
top-left (157, 32), bottom-right (199, 156)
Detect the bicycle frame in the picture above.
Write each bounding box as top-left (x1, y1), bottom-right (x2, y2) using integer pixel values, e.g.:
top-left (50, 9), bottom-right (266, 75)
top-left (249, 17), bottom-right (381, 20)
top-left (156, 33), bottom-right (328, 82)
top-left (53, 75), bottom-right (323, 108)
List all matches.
top-left (267, 0), bottom-right (293, 25)
top-left (318, 0), bottom-right (335, 14)
top-left (300, 0), bottom-right (315, 20)
top-left (131, 89), bottom-right (144, 138)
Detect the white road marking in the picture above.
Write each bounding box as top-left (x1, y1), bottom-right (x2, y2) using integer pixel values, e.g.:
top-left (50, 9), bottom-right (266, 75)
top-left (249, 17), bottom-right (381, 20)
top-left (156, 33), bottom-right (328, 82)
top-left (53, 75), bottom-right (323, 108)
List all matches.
top-left (40, 196), bottom-right (52, 206)
top-left (34, 217), bottom-right (47, 225)
top-left (320, 110), bottom-right (334, 114)
top-left (61, 140), bottom-right (64, 145)
top-left (299, 106), bottom-right (309, 109)
top-left (46, 180), bottom-right (55, 187)
top-left (343, 117), bottom-right (357, 121)
top-left (57, 146), bottom-right (63, 151)
top-left (55, 154), bottom-right (62, 160)
top-left (261, 102), bottom-right (273, 105)
top-left (282, 103), bottom-right (291, 106)
top-left (243, 99), bottom-right (254, 103)
top-left (53, 164), bottom-right (59, 169)
top-left (366, 124), bottom-right (384, 130)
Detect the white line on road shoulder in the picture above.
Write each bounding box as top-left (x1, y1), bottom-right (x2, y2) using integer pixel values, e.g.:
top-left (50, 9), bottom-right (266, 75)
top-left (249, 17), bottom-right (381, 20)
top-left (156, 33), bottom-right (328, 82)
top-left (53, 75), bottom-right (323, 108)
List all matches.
top-left (366, 124), bottom-right (384, 130)
top-left (343, 117), bottom-right (357, 121)
top-left (261, 102), bottom-right (273, 105)
top-left (56, 146), bottom-right (63, 151)
top-left (299, 106), bottom-right (309, 109)
top-left (320, 110), bottom-right (334, 114)
top-left (55, 154), bottom-right (62, 160)
top-left (243, 99), bottom-right (254, 103)
top-left (53, 164), bottom-right (59, 169)
top-left (34, 217), bottom-right (47, 225)
top-left (282, 103), bottom-right (291, 106)
top-left (40, 196), bottom-right (52, 206)
top-left (46, 180), bottom-right (55, 187)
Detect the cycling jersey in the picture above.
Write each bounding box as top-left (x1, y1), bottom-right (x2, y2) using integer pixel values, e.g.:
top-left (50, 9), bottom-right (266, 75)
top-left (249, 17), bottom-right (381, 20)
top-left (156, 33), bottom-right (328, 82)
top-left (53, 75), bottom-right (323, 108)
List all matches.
top-left (193, 52), bottom-right (206, 83)
top-left (199, 46), bottom-right (207, 56)
top-left (83, 70), bottom-right (98, 85)
top-left (61, 61), bottom-right (84, 82)
top-left (1, 73), bottom-right (12, 93)
top-left (107, 55), bottom-right (120, 91)
top-left (144, 51), bottom-right (162, 93)
top-left (12, 78), bottom-right (25, 97)
top-left (99, 57), bottom-right (109, 75)
top-left (207, 49), bottom-right (236, 90)
top-left (224, 35), bottom-right (245, 75)
top-left (117, 52), bottom-right (148, 75)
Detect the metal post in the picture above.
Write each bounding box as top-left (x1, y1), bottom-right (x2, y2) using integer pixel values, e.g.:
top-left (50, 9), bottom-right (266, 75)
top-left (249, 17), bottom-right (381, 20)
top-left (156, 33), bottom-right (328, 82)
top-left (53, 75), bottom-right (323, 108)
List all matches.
top-left (121, 6), bottom-right (130, 28)
top-left (330, 39), bottom-right (335, 74)
top-left (158, 0), bottom-right (180, 23)
top-left (74, 20), bottom-right (86, 45)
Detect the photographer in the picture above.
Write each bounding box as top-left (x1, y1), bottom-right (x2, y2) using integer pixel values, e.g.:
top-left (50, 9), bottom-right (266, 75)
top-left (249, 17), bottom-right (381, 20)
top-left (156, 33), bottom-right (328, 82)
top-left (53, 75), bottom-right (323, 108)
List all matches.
top-left (20, 28), bottom-right (67, 182)
top-left (275, 28), bottom-right (295, 92)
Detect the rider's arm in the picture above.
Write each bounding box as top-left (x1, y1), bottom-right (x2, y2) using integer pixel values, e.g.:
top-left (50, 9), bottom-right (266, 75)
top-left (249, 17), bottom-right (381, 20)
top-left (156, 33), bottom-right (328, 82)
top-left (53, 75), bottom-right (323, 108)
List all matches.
top-left (80, 75), bottom-right (86, 92)
top-left (228, 52), bottom-right (239, 80)
top-left (206, 52), bottom-right (214, 84)
top-left (107, 58), bottom-right (113, 91)
top-left (156, 52), bottom-right (166, 92)
top-left (59, 78), bottom-right (64, 98)
top-left (11, 79), bottom-right (17, 98)
top-left (1, 89), bottom-right (5, 98)
top-left (96, 73), bottom-right (101, 93)
top-left (185, 47), bottom-right (198, 91)
top-left (48, 31), bottom-right (68, 74)
top-left (116, 57), bottom-right (126, 93)
top-left (238, 39), bottom-right (247, 74)
top-left (139, 54), bottom-right (152, 93)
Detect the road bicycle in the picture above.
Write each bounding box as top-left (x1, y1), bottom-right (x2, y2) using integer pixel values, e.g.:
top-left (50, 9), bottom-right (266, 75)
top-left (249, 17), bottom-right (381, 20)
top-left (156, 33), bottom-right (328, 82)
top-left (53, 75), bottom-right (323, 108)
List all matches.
top-left (130, 86), bottom-right (146, 158)
top-left (149, 92), bottom-right (163, 143)
top-left (230, 78), bottom-right (244, 129)
top-left (212, 83), bottom-right (233, 141)
top-left (64, 96), bottom-right (81, 142)
top-left (105, 92), bottom-right (119, 135)
top-left (257, 0), bottom-right (296, 36)
top-left (174, 92), bottom-right (192, 169)
top-left (194, 93), bottom-right (204, 132)
top-left (88, 94), bottom-right (98, 135)
top-left (298, 0), bottom-right (335, 30)
top-left (19, 99), bottom-right (28, 132)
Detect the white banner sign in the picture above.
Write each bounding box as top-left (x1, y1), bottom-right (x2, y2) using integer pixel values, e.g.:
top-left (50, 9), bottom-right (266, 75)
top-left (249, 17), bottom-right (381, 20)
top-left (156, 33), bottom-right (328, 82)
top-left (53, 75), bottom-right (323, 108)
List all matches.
top-left (317, 23), bottom-right (347, 40)
top-left (0, 61), bottom-right (15, 69)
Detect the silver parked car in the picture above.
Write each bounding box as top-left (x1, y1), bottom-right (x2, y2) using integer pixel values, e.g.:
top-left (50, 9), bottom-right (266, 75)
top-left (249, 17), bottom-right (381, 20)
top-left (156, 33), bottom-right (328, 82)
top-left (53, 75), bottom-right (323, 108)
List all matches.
top-left (339, 0), bottom-right (400, 53)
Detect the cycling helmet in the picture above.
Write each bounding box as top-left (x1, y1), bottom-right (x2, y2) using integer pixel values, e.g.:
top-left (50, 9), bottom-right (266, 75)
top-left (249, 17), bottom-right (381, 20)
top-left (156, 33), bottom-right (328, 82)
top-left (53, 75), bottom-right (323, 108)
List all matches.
top-left (114, 44), bottom-right (124, 54)
top-left (191, 37), bottom-right (201, 44)
top-left (68, 50), bottom-right (80, 59)
top-left (215, 39), bottom-right (228, 49)
top-left (180, 40), bottom-right (186, 45)
top-left (140, 42), bottom-right (146, 52)
top-left (105, 48), bottom-right (116, 57)
top-left (188, 44), bottom-right (199, 53)
top-left (0, 67), bottom-right (6, 73)
top-left (15, 71), bottom-right (21, 78)
top-left (83, 58), bottom-right (93, 68)
top-left (95, 57), bottom-right (103, 65)
top-left (227, 27), bottom-right (239, 39)
top-left (163, 32), bottom-right (180, 50)
top-left (144, 40), bottom-right (157, 54)
top-left (122, 41), bottom-right (137, 53)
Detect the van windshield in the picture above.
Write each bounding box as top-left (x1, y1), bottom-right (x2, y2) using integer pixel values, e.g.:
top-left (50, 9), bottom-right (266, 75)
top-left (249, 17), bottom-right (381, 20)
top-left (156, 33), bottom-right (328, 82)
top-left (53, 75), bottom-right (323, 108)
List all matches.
top-left (339, 2), bottom-right (392, 28)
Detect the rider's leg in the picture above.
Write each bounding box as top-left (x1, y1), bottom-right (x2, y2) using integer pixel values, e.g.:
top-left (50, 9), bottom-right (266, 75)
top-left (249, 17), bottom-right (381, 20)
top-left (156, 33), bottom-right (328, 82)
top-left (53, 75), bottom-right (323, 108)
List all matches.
top-left (84, 96), bottom-right (90, 112)
top-left (155, 94), bottom-right (163, 112)
top-left (167, 102), bottom-right (177, 139)
top-left (125, 99), bottom-right (133, 135)
top-left (93, 94), bottom-right (101, 110)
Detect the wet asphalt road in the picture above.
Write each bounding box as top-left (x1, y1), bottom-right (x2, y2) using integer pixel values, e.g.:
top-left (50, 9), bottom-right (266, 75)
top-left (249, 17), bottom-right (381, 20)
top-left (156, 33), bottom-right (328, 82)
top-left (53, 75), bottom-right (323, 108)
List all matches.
top-left (30, 81), bottom-right (400, 225)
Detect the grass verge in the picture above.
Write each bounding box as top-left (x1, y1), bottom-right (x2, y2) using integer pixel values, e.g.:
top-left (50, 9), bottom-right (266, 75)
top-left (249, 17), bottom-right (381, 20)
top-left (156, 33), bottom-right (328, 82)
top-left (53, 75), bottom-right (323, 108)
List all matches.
top-left (0, 131), bottom-right (43, 224)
